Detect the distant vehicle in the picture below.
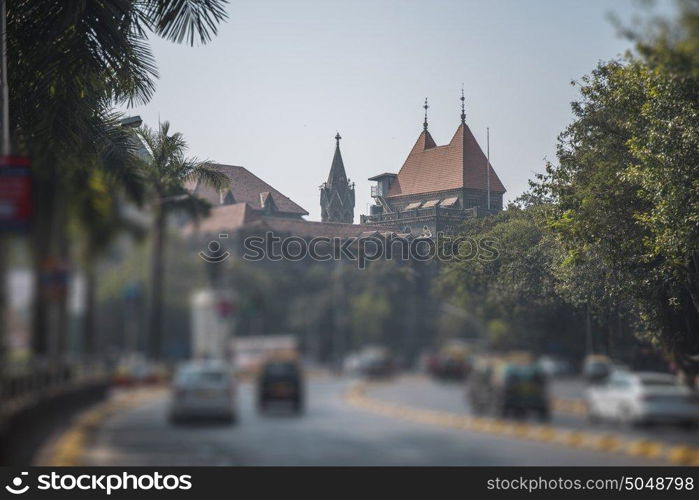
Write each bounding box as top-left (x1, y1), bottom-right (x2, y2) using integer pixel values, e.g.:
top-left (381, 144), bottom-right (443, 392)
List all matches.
top-left (428, 342), bottom-right (472, 381)
top-left (361, 357), bottom-right (395, 378)
top-left (169, 361), bottom-right (237, 423)
top-left (467, 354), bottom-right (550, 420)
top-left (190, 289), bottom-right (236, 361)
top-left (257, 359), bottom-right (304, 413)
top-left (586, 371), bottom-right (699, 427)
top-left (232, 334), bottom-right (298, 376)
top-left (539, 356), bottom-right (574, 378)
top-left (357, 347), bottom-right (395, 379)
top-left (583, 354), bottom-right (612, 383)
top-left (113, 353), bottom-right (163, 386)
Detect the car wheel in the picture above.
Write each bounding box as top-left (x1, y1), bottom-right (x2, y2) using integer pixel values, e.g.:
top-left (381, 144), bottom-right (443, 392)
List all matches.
top-left (587, 403), bottom-right (601, 424)
top-left (169, 413), bottom-right (183, 425)
top-left (619, 405), bottom-right (638, 427)
top-left (680, 421), bottom-right (697, 431)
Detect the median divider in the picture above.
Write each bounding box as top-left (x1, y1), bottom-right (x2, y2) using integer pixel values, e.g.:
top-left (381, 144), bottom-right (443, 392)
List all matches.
top-left (344, 380), bottom-right (699, 466)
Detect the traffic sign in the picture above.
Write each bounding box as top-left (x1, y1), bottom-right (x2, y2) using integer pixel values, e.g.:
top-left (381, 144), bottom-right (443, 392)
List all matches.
top-left (0, 155), bottom-right (32, 232)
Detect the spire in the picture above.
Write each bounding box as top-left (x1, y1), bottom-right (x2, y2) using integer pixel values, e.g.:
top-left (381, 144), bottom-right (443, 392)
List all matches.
top-left (423, 97), bottom-right (429, 131)
top-left (460, 84), bottom-right (466, 125)
top-left (327, 132), bottom-right (347, 186)
top-left (321, 132), bottom-right (355, 223)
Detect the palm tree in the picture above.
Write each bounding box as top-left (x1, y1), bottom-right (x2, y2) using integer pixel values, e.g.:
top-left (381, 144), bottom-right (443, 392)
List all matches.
top-left (2, 0), bottom-right (228, 361)
top-left (136, 121), bottom-right (228, 360)
top-left (70, 120), bottom-right (148, 357)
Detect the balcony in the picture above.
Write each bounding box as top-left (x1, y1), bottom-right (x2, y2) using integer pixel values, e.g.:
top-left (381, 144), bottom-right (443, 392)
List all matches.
top-left (361, 206), bottom-right (477, 224)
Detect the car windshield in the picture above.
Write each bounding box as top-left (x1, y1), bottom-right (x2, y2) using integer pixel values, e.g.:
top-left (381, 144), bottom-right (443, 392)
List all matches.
top-left (639, 377), bottom-right (677, 387)
top-left (177, 368), bottom-right (227, 385)
top-left (505, 365), bottom-right (543, 381)
top-left (263, 362), bottom-right (297, 377)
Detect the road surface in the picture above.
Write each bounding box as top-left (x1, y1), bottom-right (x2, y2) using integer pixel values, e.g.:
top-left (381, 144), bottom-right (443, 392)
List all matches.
top-left (368, 376), bottom-right (699, 448)
top-left (81, 376), bottom-right (666, 466)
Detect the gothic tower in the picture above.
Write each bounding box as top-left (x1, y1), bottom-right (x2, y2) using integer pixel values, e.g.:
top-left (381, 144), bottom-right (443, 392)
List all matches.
top-left (320, 133), bottom-right (355, 223)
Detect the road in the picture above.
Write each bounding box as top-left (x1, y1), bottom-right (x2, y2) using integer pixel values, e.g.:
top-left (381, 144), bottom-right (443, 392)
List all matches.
top-left (368, 376), bottom-right (699, 448)
top-left (80, 376), bottom-right (668, 466)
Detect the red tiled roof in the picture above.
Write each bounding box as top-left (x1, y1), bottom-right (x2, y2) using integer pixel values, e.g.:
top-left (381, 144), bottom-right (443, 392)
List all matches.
top-left (187, 164), bottom-right (309, 216)
top-left (387, 125), bottom-right (506, 197)
top-left (181, 202), bottom-right (258, 236)
top-left (183, 204), bottom-right (386, 239)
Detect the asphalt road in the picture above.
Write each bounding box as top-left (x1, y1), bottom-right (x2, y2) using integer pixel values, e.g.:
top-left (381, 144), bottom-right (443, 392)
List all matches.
top-left (81, 376), bottom-right (666, 466)
top-left (368, 376), bottom-right (699, 448)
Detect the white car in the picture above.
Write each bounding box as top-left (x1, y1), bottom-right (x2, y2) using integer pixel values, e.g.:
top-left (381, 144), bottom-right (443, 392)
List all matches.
top-left (586, 371), bottom-right (699, 427)
top-left (169, 361), bottom-right (237, 423)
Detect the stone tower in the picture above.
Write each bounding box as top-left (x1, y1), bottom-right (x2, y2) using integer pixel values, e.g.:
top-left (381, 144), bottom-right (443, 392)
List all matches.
top-left (320, 133), bottom-right (355, 223)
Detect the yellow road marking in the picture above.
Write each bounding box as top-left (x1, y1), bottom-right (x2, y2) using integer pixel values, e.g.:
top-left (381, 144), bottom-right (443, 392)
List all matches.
top-left (41, 386), bottom-right (165, 466)
top-left (344, 380), bottom-right (699, 466)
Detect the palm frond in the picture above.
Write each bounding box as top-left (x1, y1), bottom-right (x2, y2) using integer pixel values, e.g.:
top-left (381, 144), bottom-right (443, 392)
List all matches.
top-left (136, 0), bottom-right (229, 46)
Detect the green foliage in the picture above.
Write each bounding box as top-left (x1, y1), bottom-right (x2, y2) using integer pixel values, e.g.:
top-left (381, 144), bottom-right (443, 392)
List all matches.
top-left (437, 207), bottom-right (586, 359)
top-left (530, 0), bottom-right (699, 373)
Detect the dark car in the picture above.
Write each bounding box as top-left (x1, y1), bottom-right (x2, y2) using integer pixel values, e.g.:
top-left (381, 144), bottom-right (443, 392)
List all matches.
top-left (434, 357), bottom-right (470, 381)
top-left (468, 357), bottom-right (549, 421)
top-left (257, 359), bottom-right (304, 413)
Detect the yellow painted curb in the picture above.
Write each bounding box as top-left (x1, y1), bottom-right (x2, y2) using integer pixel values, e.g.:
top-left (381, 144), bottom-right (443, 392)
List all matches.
top-left (345, 381), bottom-right (699, 466)
top-left (42, 387), bottom-right (165, 466)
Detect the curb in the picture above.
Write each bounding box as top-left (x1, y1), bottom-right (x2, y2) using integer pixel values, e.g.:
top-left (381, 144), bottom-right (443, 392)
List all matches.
top-left (40, 387), bottom-right (165, 466)
top-left (344, 381), bottom-right (699, 466)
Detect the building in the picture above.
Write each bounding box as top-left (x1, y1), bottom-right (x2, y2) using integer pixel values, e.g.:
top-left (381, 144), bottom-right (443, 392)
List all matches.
top-left (186, 163), bottom-right (309, 219)
top-left (184, 163), bottom-right (380, 240)
top-left (320, 133), bottom-right (355, 223)
top-left (361, 95), bottom-right (506, 235)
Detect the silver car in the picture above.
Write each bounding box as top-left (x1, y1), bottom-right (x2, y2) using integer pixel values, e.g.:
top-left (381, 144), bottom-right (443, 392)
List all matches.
top-left (169, 361), bottom-right (237, 423)
top-left (587, 371), bottom-right (699, 427)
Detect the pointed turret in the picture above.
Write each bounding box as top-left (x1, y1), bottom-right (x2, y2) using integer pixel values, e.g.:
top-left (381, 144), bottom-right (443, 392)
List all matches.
top-left (320, 133), bottom-right (355, 223)
top-left (327, 132), bottom-right (348, 187)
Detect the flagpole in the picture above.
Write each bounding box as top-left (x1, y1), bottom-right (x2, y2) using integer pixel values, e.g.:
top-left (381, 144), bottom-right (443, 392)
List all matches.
top-left (486, 127), bottom-right (491, 213)
top-left (0, 0), bottom-right (7, 366)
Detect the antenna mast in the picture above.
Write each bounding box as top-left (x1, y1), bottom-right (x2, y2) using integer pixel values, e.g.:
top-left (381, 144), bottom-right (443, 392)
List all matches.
top-left (486, 127), bottom-right (491, 213)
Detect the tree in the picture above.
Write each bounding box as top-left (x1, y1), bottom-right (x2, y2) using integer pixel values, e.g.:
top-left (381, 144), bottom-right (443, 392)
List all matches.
top-left (136, 121), bottom-right (228, 359)
top-left (2, 0), bottom-right (228, 361)
top-left (437, 207), bottom-right (587, 359)
top-left (539, 1), bottom-right (699, 377)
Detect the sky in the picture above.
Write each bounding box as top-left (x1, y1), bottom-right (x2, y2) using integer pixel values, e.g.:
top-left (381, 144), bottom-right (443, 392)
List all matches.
top-left (123, 0), bottom-right (677, 221)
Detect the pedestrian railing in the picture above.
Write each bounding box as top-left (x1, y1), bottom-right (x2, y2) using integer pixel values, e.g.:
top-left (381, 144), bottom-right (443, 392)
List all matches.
top-left (0, 360), bottom-right (108, 428)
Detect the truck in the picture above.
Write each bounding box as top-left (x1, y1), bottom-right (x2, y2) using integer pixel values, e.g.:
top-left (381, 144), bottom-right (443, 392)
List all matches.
top-left (230, 334), bottom-right (299, 376)
top-left (190, 289), bottom-right (237, 361)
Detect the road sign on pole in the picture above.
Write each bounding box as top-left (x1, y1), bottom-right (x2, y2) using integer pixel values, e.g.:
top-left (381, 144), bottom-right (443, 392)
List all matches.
top-left (0, 155), bottom-right (32, 232)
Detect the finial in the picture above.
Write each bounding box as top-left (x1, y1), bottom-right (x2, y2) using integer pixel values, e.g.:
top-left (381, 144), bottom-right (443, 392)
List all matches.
top-left (335, 132), bottom-right (341, 146)
top-left (460, 84), bottom-right (466, 124)
top-left (423, 97), bottom-right (429, 131)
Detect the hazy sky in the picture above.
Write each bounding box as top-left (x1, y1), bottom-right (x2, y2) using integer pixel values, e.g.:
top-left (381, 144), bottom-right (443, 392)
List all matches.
top-left (124, 0), bottom-right (675, 220)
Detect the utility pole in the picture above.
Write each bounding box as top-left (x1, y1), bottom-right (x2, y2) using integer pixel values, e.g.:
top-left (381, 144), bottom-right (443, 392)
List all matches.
top-left (1, 0), bottom-right (8, 154)
top-left (486, 127), bottom-right (491, 214)
top-left (332, 260), bottom-right (347, 373)
top-left (585, 302), bottom-right (593, 355)
top-left (0, 0), bottom-right (10, 365)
